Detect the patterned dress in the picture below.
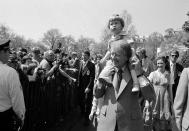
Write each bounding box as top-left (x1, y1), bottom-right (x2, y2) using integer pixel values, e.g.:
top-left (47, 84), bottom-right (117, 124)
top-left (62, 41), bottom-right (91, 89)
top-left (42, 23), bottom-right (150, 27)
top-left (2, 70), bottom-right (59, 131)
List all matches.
top-left (148, 70), bottom-right (172, 131)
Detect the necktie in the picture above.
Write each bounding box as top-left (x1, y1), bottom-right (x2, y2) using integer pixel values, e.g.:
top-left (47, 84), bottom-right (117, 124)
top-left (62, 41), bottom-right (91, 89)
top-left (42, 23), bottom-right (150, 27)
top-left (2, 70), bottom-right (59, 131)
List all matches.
top-left (82, 62), bottom-right (86, 70)
top-left (115, 69), bottom-right (123, 93)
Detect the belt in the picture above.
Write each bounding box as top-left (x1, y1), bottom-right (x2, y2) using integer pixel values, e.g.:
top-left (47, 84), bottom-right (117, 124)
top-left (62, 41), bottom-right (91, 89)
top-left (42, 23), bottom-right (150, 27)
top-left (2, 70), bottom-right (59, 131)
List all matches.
top-left (0, 108), bottom-right (15, 118)
top-left (0, 108), bottom-right (21, 130)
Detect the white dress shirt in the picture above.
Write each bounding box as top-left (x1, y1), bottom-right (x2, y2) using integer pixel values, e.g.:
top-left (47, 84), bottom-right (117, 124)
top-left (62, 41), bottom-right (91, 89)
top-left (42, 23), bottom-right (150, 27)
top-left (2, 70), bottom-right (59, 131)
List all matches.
top-left (0, 61), bottom-right (25, 120)
top-left (170, 61), bottom-right (176, 84)
top-left (82, 60), bottom-right (89, 69)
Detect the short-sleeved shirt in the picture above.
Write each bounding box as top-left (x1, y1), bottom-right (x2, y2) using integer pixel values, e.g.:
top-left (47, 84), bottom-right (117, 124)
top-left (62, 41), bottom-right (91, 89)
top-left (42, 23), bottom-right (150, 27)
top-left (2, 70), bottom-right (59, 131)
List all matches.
top-left (0, 61), bottom-right (25, 120)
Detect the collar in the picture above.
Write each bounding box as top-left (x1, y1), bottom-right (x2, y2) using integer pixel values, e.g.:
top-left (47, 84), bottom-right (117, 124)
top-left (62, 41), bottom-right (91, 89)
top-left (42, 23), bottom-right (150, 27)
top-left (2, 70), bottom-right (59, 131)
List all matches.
top-left (111, 31), bottom-right (127, 41)
top-left (115, 65), bottom-right (128, 74)
top-left (83, 60), bottom-right (89, 65)
top-left (170, 60), bottom-right (176, 66)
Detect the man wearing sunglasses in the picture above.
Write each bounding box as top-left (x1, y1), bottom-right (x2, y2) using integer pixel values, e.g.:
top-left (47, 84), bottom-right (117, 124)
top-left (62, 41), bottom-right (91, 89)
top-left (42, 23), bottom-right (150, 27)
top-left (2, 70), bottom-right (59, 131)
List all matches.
top-left (169, 50), bottom-right (183, 101)
top-left (0, 39), bottom-right (25, 131)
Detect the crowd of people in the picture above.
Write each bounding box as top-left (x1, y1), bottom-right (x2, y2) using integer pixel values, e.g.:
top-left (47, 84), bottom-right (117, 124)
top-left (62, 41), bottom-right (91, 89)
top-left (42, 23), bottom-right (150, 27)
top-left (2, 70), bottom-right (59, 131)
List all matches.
top-left (0, 14), bottom-right (189, 131)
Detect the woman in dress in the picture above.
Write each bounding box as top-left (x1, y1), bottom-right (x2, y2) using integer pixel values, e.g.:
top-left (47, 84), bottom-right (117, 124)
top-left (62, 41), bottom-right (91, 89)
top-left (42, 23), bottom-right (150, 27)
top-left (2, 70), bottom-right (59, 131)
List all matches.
top-left (136, 47), bottom-right (154, 77)
top-left (148, 56), bottom-right (173, 131)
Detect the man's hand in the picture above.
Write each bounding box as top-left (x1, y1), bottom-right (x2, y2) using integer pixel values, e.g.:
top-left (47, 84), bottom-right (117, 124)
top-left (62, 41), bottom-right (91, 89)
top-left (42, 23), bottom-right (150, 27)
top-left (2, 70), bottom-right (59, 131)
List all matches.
top-left (53, 63), bottom-right (59, 71)
top-left (19, 120), bottom-right (24, 130)
top-left (85, 88), bottom-right (91, 93)
top-left (71, 77), bottom-right (76, 83)
top-left (68, 77), bottom-right (76, 84)
top-left (72, 68), bottom-right (78, 72)
top-left (89, 112), bottom-right (95, 121)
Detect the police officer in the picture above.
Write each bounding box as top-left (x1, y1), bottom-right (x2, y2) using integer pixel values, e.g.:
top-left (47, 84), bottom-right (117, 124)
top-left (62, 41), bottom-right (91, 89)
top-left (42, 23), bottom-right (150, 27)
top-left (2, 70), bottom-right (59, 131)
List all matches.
top-left (0, 39), bottom-right (25, 131)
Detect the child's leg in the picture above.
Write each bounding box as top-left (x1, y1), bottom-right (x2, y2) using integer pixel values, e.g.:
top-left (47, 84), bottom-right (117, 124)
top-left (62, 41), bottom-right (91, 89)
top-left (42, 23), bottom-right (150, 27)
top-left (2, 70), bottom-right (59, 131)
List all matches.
top-left (130, 69), bottom-right (140, 92)
top-left (129, 55), bottom-right (140, 92)
top-left (98, 62), bottom-right (115, 84)
top-left (89, 97), bottom-right (97, 121)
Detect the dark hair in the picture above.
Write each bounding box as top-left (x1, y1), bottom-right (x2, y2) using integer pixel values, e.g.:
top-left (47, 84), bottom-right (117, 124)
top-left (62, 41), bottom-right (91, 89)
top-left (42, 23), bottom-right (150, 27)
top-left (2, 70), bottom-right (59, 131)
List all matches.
top-left (68, 56), bottom-right (72, 60)
top-left (136, 47), bottom-right (147, 58)
top-left (21, 55), bottom-right (32, 64)
top-left (32, 47), bottom-right (40, 54)
top-left (96, 54), bottom-right (102, 59)
top-left (140, 48), bottom-right (147, 58)
top-left (19, 48), bottom-right (28, 54)
top-left (84, 51), bottom-right (90, 57)
top-left (54, 48), bottom-right (61, 54)
top-left (61, 52), bottom-right (67, 57)
top-left (108, 14), bottom-right (125, 29)
top-left (170, 50), bottom-right (179, 57)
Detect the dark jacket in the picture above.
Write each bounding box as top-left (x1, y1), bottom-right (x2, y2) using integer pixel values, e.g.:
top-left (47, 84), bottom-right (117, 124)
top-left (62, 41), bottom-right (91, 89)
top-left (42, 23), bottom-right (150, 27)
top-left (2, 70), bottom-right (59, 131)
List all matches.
top-left (78, 60), bottom-right (95, 92)
top-left (169, 62), bottom-right (183, 99)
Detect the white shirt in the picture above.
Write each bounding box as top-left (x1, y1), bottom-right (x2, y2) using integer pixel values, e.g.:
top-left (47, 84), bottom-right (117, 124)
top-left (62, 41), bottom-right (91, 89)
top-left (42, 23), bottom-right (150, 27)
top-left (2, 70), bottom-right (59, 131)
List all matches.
top-left (170, 61), bottom-right (176, 84)
top-left (0, 61), bottom-right (25, 120)
top-left (82, 60), bottom-right (89, 69)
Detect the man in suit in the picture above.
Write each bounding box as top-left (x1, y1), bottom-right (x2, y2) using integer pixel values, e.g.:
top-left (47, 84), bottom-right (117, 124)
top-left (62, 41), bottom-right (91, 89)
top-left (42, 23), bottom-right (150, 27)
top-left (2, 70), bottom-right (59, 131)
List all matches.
top-left (95, 39), bottom-right (155, 131)
top-left (169, 50), bottom-right (183, 100)
top-left (78, 51), bottom-right (95, 126)
top-left (173, 68), bottom-right (189, 131)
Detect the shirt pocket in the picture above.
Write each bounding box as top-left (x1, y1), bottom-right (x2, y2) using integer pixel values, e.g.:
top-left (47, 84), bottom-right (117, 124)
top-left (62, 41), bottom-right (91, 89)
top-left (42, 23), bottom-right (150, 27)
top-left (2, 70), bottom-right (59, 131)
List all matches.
top-left (100, 105), bottom-right (107, 117)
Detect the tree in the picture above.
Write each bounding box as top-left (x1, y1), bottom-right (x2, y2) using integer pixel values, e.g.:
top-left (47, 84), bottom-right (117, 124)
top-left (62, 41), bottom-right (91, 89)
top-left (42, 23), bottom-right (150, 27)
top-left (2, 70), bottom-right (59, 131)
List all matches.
top-left (42, 29), bottom-right (62, 49)
top-left (181, 31), bottom-right (189, 47)
top-left (77, 36), bottom-right (96, 55)
top-left (120, 10), bottom-right (137, 37)
top-left (34, 41), bottom-right (48, 53)
top-left (164, 28), bottom-right (175, 39)
top-left (145, 32), bottom-right (164, 59)
top-left (89, 42), bottom-right (107, 56)
top-left (11, 35), bottom-right (25, 49)
top-left (59, 35), bottom-right (76, 52)
top-left (0, 24), bottom-right (12, 40)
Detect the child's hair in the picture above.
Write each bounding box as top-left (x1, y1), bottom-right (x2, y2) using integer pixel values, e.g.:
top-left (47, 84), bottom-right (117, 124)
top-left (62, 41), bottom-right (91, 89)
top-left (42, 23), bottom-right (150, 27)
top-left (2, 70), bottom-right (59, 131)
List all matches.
top-left (108, 14), bottom-right (125, 29)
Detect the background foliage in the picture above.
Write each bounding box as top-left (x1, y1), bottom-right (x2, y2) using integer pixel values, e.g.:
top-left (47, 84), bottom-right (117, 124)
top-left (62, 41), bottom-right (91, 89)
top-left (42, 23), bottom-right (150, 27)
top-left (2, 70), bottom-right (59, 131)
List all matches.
top-left (1, 10), bottom-right (189, 66)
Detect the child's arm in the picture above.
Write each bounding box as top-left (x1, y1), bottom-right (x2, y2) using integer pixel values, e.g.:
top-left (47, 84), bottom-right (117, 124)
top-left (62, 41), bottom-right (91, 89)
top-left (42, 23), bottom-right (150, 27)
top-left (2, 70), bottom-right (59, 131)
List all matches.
top-left (100, 51), bottom-right (111, 68)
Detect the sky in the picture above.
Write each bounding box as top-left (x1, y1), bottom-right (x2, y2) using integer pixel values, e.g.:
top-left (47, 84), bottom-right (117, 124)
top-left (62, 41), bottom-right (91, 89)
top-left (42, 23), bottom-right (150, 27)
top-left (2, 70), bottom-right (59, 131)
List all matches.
top-left (0, 0), bottom-right (189, 42)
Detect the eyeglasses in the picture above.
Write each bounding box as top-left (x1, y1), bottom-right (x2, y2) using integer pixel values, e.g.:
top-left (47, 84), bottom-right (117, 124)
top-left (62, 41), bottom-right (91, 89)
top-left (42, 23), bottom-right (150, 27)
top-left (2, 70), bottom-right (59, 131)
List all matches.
top-left (171, 55), bottom-right (178, 58)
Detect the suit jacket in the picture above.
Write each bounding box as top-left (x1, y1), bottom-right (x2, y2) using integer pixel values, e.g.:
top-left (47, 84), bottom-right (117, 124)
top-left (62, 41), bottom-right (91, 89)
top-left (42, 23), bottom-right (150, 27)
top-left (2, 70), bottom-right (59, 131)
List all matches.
top-left (95, 67), bottom-right (155, 131)
top-left (173, 68), bottom-right (189, 131)
top-left (169, 62), bottom-right (183, 99)
top-left (78, 60), bottom-right (95, 92)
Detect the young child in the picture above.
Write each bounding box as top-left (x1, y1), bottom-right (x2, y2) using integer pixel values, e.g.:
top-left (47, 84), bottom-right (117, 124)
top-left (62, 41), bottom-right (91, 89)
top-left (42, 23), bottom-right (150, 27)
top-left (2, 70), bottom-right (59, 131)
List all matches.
top-left (100, 14), bottom-right (140, 92)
